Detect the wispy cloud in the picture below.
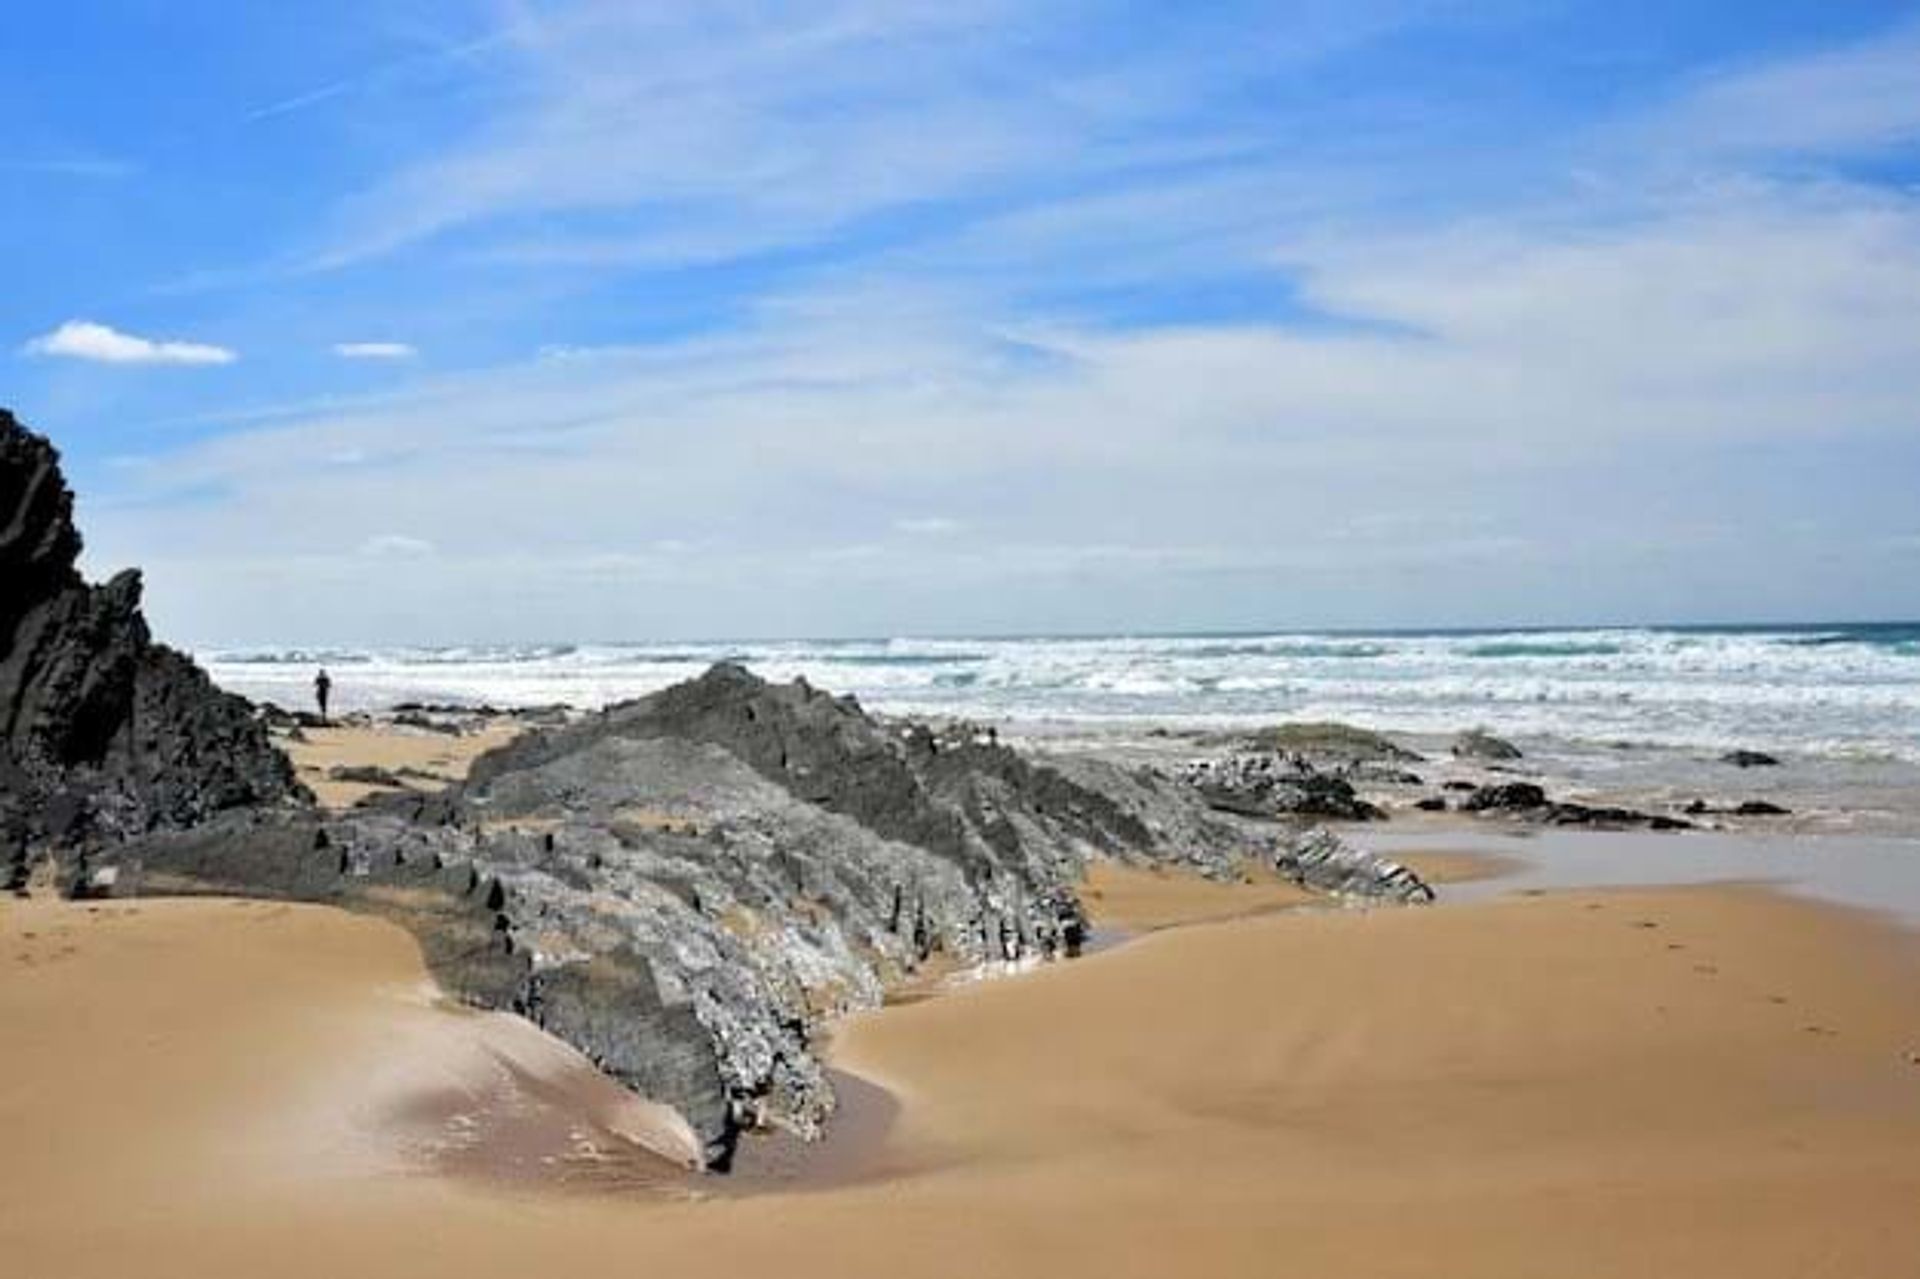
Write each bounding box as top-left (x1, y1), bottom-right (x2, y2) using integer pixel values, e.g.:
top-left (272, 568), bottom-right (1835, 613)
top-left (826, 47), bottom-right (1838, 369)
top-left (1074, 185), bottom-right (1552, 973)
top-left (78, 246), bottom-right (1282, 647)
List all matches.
top-left (2, 156), bottom-right (139, 180)
top-left (333, 341), bottom-right (417, 360)
top-left (301, 0), bottom-right (1448, 272)
top-left (21, 320), bottom-right (236, 366)
top-left (1643, 19), bottom-right (1920, 158)
top-left (243, 27), bottom-right (514, 124)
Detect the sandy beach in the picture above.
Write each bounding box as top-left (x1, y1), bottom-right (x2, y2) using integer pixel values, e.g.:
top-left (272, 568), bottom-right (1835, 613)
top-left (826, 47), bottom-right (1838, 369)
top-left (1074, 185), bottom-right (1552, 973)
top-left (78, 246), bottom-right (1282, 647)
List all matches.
top-left (7, 855), bottom-right (1919, 1278)
top-left (284, 720), bottom-right (524, 808)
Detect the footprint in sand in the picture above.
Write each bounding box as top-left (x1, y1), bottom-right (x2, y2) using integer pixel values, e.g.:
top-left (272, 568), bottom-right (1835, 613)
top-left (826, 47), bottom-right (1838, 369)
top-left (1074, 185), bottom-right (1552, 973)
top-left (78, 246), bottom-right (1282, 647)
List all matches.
top-left (1631, 920), bottom-right (1659, 930)
top-left (1768, 994), bottom-right (1790, 1005)
top-left (1666, 942), bottom-right (1686, 951)
top-left (1693, 963), bottom-right (1718, 975)
top-left (1802, 1025), bottom-right (1838, 1038)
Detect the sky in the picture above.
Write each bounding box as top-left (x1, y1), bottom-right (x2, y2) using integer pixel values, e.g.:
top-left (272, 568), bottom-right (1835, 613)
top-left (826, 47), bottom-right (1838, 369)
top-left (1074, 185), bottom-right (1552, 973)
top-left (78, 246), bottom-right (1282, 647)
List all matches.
top-left (5, 0), bottom-right (1920, 644)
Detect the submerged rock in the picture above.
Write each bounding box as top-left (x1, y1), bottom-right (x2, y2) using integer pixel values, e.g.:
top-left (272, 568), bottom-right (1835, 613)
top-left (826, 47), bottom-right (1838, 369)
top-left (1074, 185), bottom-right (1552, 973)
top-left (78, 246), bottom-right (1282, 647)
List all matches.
top-left (1720, 750), bottom-right (1781, 768)
top-left (1230, 721), bottom-right (1421, 764)
top-left (1451, 728), bottom-right (1523, 761)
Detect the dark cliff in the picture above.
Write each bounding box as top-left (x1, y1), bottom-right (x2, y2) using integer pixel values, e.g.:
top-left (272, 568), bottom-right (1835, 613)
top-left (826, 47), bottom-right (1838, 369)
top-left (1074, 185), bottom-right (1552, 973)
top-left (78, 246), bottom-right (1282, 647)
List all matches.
top-left (1, 408), bottom-right (304, 889)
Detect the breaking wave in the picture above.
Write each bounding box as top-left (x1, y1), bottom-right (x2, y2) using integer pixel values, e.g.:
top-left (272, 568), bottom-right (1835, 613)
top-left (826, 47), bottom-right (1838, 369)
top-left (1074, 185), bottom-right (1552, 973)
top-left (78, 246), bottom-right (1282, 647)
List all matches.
top-left (199, 623), bottom-right (1920, 763)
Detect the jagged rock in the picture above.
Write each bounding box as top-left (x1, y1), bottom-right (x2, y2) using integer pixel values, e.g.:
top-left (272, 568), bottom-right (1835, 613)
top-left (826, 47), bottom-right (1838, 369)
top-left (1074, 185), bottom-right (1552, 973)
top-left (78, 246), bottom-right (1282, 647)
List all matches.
top-left (1720, 750), bottom-right (1780, 768)
top-left (1274, 827), bottom-right (1433, 903)
top-left (1451, 728), bottom-right (1523, 761)
top-left (1178, 753), bottom-right (1385, 821)
top-left (1, 409), bottom-right (303, 888)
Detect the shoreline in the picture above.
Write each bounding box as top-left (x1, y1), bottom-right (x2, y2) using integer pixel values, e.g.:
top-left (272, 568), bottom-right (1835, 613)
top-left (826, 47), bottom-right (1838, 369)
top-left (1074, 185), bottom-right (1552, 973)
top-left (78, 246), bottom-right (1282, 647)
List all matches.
top-left (273, 701), bottom-right (1920, 842)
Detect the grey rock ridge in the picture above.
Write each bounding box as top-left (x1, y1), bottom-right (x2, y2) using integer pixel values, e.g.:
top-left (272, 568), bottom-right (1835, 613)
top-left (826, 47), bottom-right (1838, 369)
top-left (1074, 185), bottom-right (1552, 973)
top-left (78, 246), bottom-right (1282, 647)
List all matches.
top-left (1, 410), bottom-right (303, 891)
top-left (1179, 753), bottom-right (1386, 821)
top-left (101, 665), bottom-right (1435, 1169)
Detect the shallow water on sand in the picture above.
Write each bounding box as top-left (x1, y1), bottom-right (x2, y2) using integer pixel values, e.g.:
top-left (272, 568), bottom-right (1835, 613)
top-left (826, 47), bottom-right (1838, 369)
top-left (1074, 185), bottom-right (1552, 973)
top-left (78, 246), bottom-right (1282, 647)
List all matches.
top-left (1362, 827), bottom-right (1920, 924)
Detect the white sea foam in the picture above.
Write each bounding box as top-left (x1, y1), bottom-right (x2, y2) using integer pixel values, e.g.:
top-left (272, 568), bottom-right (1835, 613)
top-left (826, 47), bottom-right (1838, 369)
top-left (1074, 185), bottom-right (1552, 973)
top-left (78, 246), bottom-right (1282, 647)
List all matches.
top-left (198, 624), bottom-right (1920, 763)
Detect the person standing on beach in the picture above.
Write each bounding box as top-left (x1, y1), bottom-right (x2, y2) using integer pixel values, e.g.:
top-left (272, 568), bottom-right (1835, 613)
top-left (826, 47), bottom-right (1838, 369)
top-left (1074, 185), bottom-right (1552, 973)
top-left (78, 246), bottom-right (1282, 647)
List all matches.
top-left (314, 668), bottom-right (332, 723)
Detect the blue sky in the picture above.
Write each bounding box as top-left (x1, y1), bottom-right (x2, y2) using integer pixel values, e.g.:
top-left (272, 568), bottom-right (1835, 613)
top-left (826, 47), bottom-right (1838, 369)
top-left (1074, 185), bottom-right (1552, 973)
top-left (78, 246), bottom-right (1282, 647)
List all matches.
top-left (6, 1), bottom-right (1920, 642)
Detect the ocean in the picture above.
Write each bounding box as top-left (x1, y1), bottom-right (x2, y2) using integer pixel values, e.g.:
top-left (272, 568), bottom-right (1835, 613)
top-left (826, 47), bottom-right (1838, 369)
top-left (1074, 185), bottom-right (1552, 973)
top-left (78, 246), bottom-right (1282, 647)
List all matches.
top-left (200, 622), bottom-right (1920, 765)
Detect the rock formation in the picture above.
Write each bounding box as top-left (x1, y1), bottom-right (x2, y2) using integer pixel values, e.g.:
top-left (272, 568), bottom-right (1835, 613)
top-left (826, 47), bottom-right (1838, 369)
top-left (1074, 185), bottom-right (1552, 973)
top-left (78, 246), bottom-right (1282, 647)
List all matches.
top-left (99, 665), bottom-right (1435, 1168)
top-left (1, 409), bottom-right (303, 890)
top-left (1179, 752), bottom-right (1386, 821)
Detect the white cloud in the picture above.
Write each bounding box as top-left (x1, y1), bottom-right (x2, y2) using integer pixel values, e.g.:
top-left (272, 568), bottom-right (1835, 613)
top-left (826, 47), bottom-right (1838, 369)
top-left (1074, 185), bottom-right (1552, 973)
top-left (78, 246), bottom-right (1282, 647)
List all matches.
top-left (85, 174), bottom-right (1920, 642)
top-left (20, 320), bottom-right (236, 366)
top-left (357, 534), bottom-right (436, 557)
top-left (333, 341), bottom-right (418, 360)
top-left (895, 517), bottom-right (962, 535)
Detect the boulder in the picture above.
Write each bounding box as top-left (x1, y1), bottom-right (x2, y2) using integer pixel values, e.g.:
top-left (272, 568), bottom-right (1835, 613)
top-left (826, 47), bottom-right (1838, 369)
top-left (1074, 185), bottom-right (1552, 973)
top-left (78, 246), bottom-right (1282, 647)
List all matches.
top-left (1451, 728), bottom-right (1523, 761)
top-left (1460, 782), bottom-right (1549, 812)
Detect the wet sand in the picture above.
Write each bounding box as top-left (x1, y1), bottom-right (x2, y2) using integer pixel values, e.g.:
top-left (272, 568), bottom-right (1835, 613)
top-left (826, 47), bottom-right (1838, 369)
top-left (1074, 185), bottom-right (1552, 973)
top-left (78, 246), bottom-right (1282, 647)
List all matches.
top-left (7, 860), bottom-right (1920, 1277)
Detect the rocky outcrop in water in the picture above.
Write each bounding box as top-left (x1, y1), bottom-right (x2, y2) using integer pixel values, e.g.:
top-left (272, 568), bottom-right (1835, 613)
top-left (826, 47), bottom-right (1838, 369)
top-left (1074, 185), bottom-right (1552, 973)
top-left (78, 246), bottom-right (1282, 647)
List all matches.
top-left (1, 410), bottom-right (303, 890)
top-left (1179, 753), bottom-right (1385, 821)
top-left (1451, 728), bottom-right (1523, 761)
top-left (1460, 781), bottom-right (1691, 830)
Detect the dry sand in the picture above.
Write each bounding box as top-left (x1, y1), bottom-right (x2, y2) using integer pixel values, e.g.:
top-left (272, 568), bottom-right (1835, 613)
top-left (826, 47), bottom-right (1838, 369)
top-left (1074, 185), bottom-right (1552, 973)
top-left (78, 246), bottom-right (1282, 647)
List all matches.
top-left (5, 870), bottom-right (1920, 1277)
top-left (285, 721), bottom-right (521, 808)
